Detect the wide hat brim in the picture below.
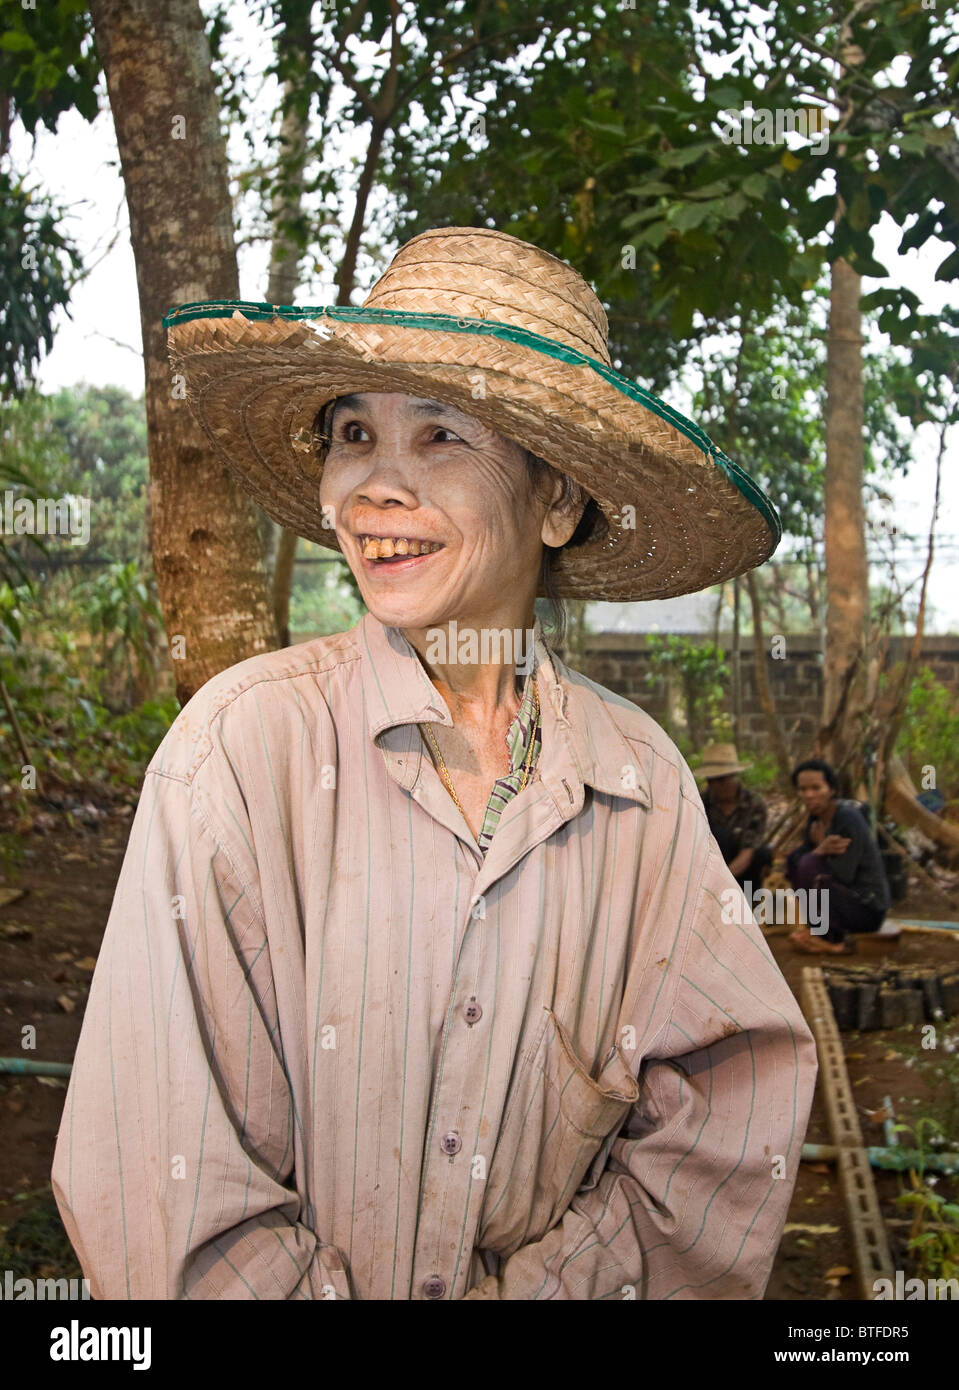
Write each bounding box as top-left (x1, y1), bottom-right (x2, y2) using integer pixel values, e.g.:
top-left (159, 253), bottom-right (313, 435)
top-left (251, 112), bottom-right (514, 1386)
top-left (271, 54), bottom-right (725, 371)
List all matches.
top-left (699, 760), bottom-right (752, 779)
top-left (163, 301), bottom-right (781, 602)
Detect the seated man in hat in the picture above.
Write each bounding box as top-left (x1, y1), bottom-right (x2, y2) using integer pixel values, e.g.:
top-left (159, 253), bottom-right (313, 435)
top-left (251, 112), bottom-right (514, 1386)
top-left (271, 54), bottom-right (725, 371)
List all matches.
top-left (698, 743), bottom-right (772, 904)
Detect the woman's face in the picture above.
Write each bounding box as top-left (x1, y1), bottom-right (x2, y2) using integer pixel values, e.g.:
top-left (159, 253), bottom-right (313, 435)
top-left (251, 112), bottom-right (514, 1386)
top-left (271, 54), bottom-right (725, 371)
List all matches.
top-left (795, 770), bottom-right (834, 816)
top-left (319, 392), bottom-right (582, 633)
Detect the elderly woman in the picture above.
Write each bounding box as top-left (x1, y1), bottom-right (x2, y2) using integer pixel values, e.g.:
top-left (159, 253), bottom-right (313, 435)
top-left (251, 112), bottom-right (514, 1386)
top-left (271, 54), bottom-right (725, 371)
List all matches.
top-left (53, 227), bottom-right (816, 1301)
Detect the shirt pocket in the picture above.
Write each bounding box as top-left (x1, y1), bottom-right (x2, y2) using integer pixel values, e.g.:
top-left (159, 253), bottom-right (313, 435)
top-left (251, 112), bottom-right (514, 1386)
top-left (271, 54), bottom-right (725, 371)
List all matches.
top-left (476, 1008), bottom-right (640, 1259)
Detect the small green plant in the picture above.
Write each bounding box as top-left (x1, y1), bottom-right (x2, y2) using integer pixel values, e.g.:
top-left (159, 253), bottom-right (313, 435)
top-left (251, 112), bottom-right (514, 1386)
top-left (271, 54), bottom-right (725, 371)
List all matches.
top-left (892, 664), bottom-right (959, 805)
top-left (83, 560), bottom-right (163, 707)
top-left (645, 634), bottom-right (730, 751)
top-left (741, 750), bottom-right (780, 793)
top-left (891, 1119), bottom-right (959, 1290)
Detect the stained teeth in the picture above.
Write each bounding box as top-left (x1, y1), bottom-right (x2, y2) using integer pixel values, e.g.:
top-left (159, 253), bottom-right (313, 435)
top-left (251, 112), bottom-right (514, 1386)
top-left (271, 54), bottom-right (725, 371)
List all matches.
top-left (360, 536), bottom-right (441, 559)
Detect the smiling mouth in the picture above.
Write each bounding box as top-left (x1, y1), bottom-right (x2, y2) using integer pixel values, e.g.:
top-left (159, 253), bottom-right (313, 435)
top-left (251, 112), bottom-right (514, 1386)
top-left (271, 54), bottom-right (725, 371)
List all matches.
top-left (358, 535), bottom-right (445, 563)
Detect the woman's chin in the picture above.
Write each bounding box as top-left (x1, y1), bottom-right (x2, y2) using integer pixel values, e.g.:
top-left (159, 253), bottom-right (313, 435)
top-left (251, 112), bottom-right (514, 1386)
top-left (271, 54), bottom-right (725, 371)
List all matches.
top-left (362, 595), bottom-right (447, 632)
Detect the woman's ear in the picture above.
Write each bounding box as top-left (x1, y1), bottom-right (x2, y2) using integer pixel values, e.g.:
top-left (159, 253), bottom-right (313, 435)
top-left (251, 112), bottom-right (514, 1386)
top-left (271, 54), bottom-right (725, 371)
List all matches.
top-left (541, 475), bottom-right (588, 548)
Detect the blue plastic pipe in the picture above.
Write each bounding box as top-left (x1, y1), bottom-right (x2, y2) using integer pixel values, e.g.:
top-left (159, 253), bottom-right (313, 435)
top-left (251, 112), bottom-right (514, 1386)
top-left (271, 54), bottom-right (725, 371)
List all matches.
top-left (0, 1057), bottom-right (72, 1076)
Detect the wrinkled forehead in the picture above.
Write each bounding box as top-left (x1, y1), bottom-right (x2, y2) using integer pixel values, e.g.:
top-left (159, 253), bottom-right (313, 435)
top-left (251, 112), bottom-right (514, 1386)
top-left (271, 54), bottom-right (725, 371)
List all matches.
top-left (330, 392), bottom-right (472, 421)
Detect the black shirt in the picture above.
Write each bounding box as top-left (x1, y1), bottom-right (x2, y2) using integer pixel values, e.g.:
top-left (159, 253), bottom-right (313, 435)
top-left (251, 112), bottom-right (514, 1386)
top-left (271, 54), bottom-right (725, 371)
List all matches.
top-left (797, 799), bottom-right (891, 913)
top-left (701, 783), bottom-right (768, 853)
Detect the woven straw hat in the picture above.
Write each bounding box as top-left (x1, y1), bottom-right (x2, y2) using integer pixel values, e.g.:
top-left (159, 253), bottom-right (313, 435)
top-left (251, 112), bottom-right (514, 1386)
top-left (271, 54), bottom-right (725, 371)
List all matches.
top-left (164, 226), bottom-right (780, 602)
top-left (697, 744), bottom-right (752, 779)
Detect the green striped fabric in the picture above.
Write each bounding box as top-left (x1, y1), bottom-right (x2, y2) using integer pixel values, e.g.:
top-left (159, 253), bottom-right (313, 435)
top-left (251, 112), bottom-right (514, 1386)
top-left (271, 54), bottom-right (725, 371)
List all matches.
top-left (472, 670), bottom-right (541, 856)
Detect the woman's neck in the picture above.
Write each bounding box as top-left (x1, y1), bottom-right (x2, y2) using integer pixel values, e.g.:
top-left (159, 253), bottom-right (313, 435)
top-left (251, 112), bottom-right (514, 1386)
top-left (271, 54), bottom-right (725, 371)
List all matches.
top-left (402, 614), bottom-right (537, 728)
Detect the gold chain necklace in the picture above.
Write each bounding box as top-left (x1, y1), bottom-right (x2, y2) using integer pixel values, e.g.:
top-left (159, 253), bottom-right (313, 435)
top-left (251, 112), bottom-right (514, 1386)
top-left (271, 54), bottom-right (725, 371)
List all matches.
top-left (420, 680), bottom-right (540, 820)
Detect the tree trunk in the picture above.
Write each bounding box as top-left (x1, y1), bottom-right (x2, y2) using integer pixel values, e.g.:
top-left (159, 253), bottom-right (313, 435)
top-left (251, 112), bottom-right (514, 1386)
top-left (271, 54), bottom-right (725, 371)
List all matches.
top-left (272, 530), bottom-right (298, 647)
top-left (89, 0), bottom-right (278, 703)
top-left (876, 411), bottom-right (945, 810)
top-left (745, 569), bottom-right (791, 785)
top-left (565, 599), bottom-right (588, 668)
top-left (731, 575), bottom-right (742, 747)
top-left (884, 753), bottom-right (959, 866)
top-left (821, 256), bottom-right (869, 782)
top-left (335, 118), bottom-right (388, 306)
top-left (265, 13), bottom-right (315, 649)
top-left (712, 582), bottom-right (724, 649)
top-left (804, 555), bottom-right (821, 630)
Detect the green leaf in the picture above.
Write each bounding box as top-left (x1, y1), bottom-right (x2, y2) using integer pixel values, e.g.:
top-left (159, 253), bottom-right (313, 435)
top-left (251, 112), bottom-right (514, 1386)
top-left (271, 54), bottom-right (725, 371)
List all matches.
top-left (638, 221), bottom-right (671, 247)
top-left (622, 182), bottom-right (675, 198)
top-left (670, 201), bottom-right (714, 231)
top-left (621, 205), bottom-right (672, 229)
top-left (900, 210), bottom-right (940, 255)
top-left (741, 173), bottom-right (769, 199)
top-left (686, 180), bottom-right (731, 200)
top-left (657, 141), bottom-right (716, 169)
top-left (935, 248), bottom-right (959, 283)
top-left (580, 118), bottom-right (626, 138)
top-left (898, 133), bottom-right (927, 155)
top-left (707, 86), bottom-right (744, 109)
top-left (0, 31), bottom-right (35, 53)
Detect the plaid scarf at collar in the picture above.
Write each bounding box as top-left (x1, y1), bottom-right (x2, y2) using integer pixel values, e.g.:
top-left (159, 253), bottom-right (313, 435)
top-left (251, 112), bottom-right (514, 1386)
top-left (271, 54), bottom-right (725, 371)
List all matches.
top-left (475, 668), bottom-right (541, 855)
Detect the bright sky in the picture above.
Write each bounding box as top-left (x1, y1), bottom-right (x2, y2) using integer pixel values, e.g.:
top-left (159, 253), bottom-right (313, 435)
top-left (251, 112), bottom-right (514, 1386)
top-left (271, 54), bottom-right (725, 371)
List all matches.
top-left (10, 6), bottom-right (958, 633)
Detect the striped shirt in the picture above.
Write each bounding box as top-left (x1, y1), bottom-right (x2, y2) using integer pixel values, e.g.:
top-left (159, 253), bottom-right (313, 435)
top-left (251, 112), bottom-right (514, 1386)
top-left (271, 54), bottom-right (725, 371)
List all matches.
top-left (51, 611), bottom-right (817, 1300)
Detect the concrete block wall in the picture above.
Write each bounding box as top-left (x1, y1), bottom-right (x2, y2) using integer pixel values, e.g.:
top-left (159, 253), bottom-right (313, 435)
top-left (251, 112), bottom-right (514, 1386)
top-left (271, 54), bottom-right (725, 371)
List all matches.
top-left (565, 633), bottom-right (959, 758)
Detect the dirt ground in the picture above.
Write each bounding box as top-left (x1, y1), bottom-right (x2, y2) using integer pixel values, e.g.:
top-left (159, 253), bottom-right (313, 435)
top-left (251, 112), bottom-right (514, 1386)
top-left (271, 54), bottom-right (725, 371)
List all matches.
top-left (764, 924), bottom-right (959, 1300)
top-left (1, 810), bottom-right (957, 1298)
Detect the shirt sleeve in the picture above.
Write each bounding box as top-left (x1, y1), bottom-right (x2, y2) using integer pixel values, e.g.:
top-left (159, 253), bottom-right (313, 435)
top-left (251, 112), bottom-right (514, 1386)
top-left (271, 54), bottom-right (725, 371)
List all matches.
top-left (824, 806), bottom-right (889, 909)
top-left (464, 841), bottom-right (818, 1301)
top-left (51, 761), bottom-right (351, 1301)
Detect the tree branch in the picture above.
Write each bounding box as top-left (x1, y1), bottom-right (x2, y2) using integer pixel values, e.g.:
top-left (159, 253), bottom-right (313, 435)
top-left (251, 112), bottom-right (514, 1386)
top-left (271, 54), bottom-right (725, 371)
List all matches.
top-left (394, 19), bottom-right (551, 111)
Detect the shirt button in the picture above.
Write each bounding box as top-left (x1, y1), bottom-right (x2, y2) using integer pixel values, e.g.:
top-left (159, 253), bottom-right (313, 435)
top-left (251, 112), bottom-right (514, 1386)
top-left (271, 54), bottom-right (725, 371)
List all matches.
top-left (441, 1131), bottom-right (462, 1156)
top-left (463, 999), bottom-right (483, 1025)
top-left (422, 1275), bottom-right (446, 1298)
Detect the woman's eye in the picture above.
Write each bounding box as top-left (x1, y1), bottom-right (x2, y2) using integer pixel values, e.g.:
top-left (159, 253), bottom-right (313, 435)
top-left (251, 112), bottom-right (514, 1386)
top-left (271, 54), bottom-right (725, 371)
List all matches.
top-left (432, 427), bottom-right (463, 444)
top-left (337, 420), bottom-right (369, 443)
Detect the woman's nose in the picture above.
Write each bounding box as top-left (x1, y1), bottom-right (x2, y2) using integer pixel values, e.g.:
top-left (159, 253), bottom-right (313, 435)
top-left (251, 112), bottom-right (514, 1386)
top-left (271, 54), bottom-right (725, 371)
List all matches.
top-left (356, 459), bottom-right (419, 507)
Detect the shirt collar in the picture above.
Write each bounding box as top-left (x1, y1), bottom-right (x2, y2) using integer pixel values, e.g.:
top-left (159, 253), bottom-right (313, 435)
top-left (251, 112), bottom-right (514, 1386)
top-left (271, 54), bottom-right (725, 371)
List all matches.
top-left (355, 611), bottom-right (651, 810)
